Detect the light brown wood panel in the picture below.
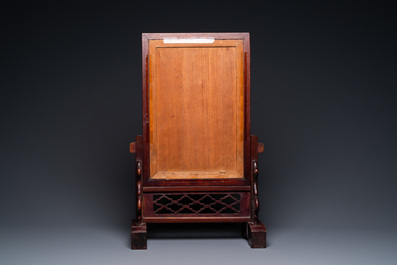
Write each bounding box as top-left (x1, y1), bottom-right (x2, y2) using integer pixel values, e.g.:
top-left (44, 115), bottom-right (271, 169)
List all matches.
top-left (149, 40), bottom-right (244, 179)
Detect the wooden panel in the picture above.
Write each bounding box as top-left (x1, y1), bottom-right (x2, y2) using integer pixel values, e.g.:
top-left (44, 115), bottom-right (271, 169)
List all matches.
top-left (148, 40), bottom-right (244, 179)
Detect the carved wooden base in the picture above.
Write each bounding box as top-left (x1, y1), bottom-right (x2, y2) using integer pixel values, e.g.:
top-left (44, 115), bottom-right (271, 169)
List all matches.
top-left (131, 221), bottom-right (265, 249)
top-left (246, 220), bottom-right (267, 248)
top-left (131, 220), bottom-right (147, 249)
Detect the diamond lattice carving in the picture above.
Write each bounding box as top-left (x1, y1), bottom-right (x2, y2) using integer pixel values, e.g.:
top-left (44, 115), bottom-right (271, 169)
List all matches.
top-left (153, 193), bottom-right (241, 215)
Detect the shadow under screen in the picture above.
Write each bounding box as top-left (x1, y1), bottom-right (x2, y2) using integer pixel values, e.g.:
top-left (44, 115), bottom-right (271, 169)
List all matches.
top-left (146, 223), bottom-right (244, 239)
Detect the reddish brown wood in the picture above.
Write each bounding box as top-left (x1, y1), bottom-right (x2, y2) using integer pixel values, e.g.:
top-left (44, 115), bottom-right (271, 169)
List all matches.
top-left (130, 142), bottom-right (136, 154)
top-left (142, 192), bottom-right (250, 220)
top-left (145, 178), bottom-right (248, 187)
top-left (150, 41), bottom-right (244, 179)
top-left (142, 32), bottom-right (249, 40)
top-left (131, 221), bottom-right (147, 249)
top-left (250, 135), bottom-right (259, 222)
top-left (144, 216), bottom-right (250, 223)
top-left (142, 34), bottom-right (150, 188)
top-left (143, 186), bottom-right (250, 192)
top-left (134, 136), bottom-right (143, 224)
top-left (131, 33), bottom-right (266, 249)
top-left (258, 142), bottom-right (264, 153)
top-left (141, 33), bottom-right (251, 187)
top-left (247, 221), bottom-right (267, 248)
top-left (247, 135), bottom-right (267, 247)
top-left (131, 136), bottom-right (147, 249)
top-left (244, 34), bottom-right (251, 193)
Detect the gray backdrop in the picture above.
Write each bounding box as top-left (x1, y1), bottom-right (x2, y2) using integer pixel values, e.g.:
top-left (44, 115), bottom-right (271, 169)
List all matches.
top-left (1, 1), bottom-right (396, 264)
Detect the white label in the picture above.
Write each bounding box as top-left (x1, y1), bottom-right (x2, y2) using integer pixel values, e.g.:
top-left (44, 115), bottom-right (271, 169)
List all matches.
top-left (163, 38), bottom-right (215, 44)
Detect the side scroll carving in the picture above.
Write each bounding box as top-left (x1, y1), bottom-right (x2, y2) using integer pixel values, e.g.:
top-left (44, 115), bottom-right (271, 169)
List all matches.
top-left (136, 160), bottom-right (143, 224)
top-left (252, 160), bottom-right (259, 222)
top-left (132, 135), bottom-right (143, 226)
top-left (131, 135), bottom-right (147, 249)
top-left (246, 135), bottom-right (267, 248)
top-left (250, 135), bottom-right (262, 224)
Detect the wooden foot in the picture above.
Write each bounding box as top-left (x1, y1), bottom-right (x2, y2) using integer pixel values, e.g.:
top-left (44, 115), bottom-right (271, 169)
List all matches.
top-left (247, 220), bottom-right (267, 248)
top-left (131, 220), bottom-right (147, 249)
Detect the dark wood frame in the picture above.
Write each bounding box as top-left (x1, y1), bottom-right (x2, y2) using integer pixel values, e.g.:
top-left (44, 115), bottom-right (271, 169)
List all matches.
top-left (142, 33), bottom-right (250, 188)
top-left (131, 33), bottom-right (266, 249)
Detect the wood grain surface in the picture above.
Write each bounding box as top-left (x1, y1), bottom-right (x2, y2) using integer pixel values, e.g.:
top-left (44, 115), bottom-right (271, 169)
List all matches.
top-left (148, 39), bottom-right (244, 179)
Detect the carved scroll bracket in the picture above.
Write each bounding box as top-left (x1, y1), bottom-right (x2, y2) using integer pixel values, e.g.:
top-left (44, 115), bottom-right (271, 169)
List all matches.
top-left (132, 136), bottom-right (143, 226)
top-left (252, 160), bottom-right (259, 222)
top-left (130, 142), bottom-right (136, 153)
top-left (136, 160), bottom-right (143, 225)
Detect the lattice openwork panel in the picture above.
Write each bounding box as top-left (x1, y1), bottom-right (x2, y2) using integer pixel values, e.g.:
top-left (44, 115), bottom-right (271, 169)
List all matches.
top-left (153, 193), bottom-right (241, 215)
